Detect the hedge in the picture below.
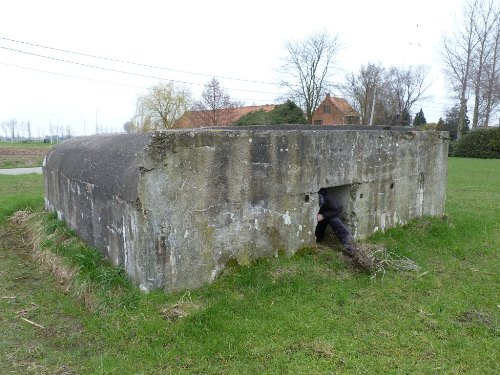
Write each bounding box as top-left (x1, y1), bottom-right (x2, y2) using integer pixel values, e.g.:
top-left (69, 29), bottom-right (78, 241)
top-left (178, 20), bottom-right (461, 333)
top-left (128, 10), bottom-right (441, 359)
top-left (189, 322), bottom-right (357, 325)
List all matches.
top-left (451, 127), bottom-right (500, 159)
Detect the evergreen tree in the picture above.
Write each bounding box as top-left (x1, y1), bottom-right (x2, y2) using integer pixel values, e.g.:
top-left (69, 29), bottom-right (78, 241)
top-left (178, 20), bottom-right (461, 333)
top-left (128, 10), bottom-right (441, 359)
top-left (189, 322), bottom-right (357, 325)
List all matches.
top-left (442, 105), bottom-right (470, 140)
top-left (413, 108), bottom-right (427, 127)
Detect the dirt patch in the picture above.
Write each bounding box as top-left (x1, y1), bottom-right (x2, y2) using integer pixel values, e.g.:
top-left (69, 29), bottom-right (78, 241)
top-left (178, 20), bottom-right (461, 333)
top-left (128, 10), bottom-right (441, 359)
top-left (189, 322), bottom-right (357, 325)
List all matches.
top-left (458, 310), bottom-right (496, 328)
top-left (161, 301), bottom-right (204, 321)
top-left (0, 148), bottom-right (47, 156)
top-left (0, 146), bottom-right (50, 168)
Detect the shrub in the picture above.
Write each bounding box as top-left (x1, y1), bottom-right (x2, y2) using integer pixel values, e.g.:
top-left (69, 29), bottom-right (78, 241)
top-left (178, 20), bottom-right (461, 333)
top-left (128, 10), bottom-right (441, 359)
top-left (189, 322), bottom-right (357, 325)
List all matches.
top-left (448, 140), bottom-right (458, 157)
top-left (235, 100), bottom-right (306, 126)
top-left (235, 109), bottom-right (270, 126)
top-left (452, 127), bottom-right (500, 159)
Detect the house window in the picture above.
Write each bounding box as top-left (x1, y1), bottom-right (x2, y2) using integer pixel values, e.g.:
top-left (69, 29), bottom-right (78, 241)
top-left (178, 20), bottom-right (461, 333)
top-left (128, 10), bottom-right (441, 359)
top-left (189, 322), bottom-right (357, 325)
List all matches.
top-left (323, 105), bottom-right (331, 114)
top-left (314, 120), bottom-right (323, 125)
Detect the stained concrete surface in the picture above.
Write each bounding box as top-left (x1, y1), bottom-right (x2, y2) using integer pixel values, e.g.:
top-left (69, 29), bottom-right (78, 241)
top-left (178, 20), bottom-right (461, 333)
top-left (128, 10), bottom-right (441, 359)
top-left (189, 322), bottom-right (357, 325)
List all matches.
top-left (44, 127), bottom-right (448, 292)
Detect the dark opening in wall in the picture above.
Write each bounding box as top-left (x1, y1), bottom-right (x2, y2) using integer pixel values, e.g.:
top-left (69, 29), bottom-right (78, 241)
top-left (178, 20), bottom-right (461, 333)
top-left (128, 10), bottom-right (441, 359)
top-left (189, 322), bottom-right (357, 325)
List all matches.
top-left (317, 185), bottom-right (352, 219)
top-left (315, 184), bottom-right (356, 244)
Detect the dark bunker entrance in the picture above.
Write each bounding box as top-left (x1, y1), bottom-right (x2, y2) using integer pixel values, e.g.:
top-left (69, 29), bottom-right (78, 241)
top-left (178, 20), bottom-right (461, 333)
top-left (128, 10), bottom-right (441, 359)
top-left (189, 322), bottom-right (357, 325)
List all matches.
top-left (314, 184), bottom-right (357, 250)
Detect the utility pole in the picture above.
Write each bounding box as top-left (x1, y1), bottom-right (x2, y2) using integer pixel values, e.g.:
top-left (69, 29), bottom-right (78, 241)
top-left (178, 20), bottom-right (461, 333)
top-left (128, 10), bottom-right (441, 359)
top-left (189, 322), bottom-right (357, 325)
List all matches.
top-left (95, 108), bottom-right (100, 135)
top-left (369, 85), bottom-right (377, 126)
top-left (49, 114), bottom-right (54, 144)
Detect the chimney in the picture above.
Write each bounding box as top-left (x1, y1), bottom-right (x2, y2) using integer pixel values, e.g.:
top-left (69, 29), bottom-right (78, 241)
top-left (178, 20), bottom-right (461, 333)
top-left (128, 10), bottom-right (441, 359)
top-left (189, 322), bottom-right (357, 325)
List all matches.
top-left (326, 93), bottom-right (330, 98)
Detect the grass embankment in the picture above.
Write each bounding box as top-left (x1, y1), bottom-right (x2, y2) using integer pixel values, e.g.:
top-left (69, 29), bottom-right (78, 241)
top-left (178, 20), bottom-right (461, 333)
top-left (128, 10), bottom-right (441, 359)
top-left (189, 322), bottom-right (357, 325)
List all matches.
top-left (0, 141), bottom-right (52, 168)
top-left (0, 159), bottom-right (499, 374)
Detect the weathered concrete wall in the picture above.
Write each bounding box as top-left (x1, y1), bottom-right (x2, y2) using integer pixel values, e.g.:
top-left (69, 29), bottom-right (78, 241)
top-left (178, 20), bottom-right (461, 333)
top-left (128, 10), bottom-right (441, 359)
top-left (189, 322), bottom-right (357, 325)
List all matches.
top-left (43, 126), bottom-right (448, 292)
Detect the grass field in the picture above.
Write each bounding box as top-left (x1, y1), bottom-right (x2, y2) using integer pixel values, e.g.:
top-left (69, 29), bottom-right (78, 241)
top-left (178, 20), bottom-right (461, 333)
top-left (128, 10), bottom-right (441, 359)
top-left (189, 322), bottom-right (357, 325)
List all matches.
top-left (0, 141), bottom-right (53, 168)
top-left (0, 158), bottom-right (498, 374)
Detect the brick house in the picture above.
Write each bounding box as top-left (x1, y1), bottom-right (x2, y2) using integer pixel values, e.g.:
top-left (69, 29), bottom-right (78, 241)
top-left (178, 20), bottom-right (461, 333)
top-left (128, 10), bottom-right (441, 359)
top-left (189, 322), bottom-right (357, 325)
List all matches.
top-left (175, 104), bottom-right (276, 128)
top-left (311, 94), bottom-right (361, 125)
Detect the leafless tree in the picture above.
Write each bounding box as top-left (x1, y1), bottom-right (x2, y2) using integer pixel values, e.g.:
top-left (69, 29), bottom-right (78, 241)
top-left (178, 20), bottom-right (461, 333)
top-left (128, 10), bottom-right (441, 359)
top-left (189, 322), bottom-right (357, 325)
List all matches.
top-left (192, 78), bottom-right (242, 126)
top-left (135, 81), bottom-right (192, 131)
top-left (482, 17), bottom-right (500, 126)
top-left (342, 63), bottom-right (384, 124)
top-left (4, 119), bottom-right (17, 142)
top-left (280, 31), bottom-right (340, 124)
top-left (26, 121), bottom-right (32, 140)
top-left (1, 122), bottom-right (9, 139)
top-left (470, 0), bottom-right (500, 128)
top-left (441, 0), bottom-right (480, 138)
top-left (342, 63), bottom-right (429, 126)
top-left (441, 0), bottom-right (500, 136)
top-left (384, 65), bottom-right (430, 125)
top-left (16, 121), bottom-right (24, 139)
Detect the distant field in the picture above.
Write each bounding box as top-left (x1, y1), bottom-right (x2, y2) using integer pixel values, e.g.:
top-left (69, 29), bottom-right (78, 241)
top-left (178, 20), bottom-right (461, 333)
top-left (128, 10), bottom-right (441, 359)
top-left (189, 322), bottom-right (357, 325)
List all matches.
top-left (0, 141), bottom-right (53, 168)
top-left (0, 158), bottom-right (498, 374)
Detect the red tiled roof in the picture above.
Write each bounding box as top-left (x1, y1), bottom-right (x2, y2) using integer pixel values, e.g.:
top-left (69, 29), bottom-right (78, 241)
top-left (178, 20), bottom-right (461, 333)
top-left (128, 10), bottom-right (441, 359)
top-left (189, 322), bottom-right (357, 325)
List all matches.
top-left (328, 97), bottom-right (359, 116)
top-left (176, 104), bottom-right (276, 128)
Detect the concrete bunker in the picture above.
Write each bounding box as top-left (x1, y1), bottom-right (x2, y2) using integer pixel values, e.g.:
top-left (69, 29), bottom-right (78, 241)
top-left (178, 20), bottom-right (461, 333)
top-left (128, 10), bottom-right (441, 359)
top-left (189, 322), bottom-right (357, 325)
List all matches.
top-left (43, 126), bottom-right (448, 292)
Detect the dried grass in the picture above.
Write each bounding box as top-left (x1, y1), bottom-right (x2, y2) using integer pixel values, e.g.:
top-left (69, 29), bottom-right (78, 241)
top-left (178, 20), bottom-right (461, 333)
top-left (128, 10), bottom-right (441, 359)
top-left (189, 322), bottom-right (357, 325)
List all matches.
top-left (8, 211), bottom-right (88, 303)
top-left (161, 302), bottom-right (203, 321)
top-left (27, 216), bottom-right (76, 293)
top-left (349, 242), bottom-right (421, 277)
top-left (270, 265), bottom-right (297, 283)
top-left (8, 209), bottom-right (32, 225)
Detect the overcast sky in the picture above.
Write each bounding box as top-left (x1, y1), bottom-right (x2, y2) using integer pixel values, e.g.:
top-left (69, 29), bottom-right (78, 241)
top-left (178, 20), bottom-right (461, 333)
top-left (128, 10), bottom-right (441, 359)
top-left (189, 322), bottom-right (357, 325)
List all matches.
top-left (1, 0), bottom-right (469, 137)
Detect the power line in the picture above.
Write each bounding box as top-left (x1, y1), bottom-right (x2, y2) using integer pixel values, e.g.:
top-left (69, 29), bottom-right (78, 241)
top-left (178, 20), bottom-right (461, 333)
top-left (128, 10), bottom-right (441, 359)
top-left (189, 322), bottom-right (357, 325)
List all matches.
top-left (0, 36), bottom-right (278, 86)
top-left (0, 61), bottom-right (278, 104)
top-left (0, 61), bottom-right (147, 90)
top-left (0, 45), bottom-right (284, 96)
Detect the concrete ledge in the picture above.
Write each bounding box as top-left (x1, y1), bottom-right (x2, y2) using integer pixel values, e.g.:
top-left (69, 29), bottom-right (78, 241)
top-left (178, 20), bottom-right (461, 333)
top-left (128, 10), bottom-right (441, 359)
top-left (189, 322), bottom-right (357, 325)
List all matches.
top-left (44, 127), bottom-right (448, 292)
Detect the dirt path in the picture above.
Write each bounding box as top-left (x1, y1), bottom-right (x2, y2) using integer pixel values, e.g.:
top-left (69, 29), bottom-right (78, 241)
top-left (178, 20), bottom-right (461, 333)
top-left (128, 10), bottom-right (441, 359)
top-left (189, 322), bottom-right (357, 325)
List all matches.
top-left (0, 167), bottom-right (42, 175)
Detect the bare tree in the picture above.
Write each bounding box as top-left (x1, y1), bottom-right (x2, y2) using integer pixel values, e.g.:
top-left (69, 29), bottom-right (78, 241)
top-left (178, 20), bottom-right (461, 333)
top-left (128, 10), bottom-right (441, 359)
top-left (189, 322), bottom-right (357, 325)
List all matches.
top-left (135, 81), bottom-right (191, 131)
top-left (4, 119), bottom-right (17, 142)
top-left (342, 63), bottom-right (384, 124)
top-left (280, 31), bottom-right (340, 124)
top-left (192, 78), bottom-right (242, 126)
top-left (470, 0), bottom-right (500, 128)
top-left (384, 65), bottom-right (430, 125)
top-left (1, 122), bottom-right (9, 139)
top-left (441, 0), bottom-right (481, 138)
top-left (482, 16), bottom-right (500, 126)
top-left (441, 0), bottom-right (500, 134)
top-left (342, 63), bottom-right (429, 126)
top-left (26, 121), bottom-right (32, 140)
top-left (17, 121), bottom-right (25, 139)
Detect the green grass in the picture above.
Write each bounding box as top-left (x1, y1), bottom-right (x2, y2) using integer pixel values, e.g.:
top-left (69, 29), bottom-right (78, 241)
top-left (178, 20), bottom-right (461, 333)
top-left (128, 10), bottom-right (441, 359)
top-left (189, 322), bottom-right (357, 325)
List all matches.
top-left (0, 174), bottom-right (44, 223)
top-left (0, 158), bottom-right (499, 374)
top-left (0, 140), bottom-right (53, 148)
